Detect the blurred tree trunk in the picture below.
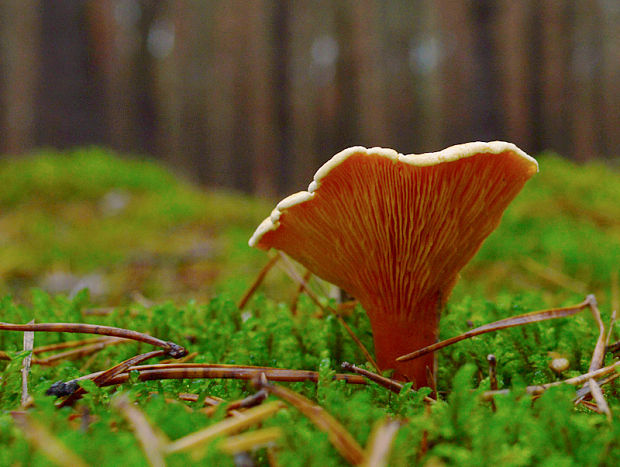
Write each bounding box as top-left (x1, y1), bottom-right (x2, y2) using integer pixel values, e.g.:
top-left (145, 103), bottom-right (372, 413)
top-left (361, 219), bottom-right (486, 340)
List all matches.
top-left (436, 0), bottom-right (476, 146)
top-left (570, 0), bottom-right (602, 161)
top-left (599, 1), bottom-right (620, 159)
top-left (350, 0), bottom-right (388, 148)
top-left (333, 2), bottom-right (361, 150)
top-left (36, 1), bottom-right (108, 147)
top-left (86, 0), bottom-right (138, 154)
top-left (469, 0), bottom-right (502, 141)
top-left (237, 0), bottom-right (277, 196)
top-left (537, 0), bottom-right (571, 156)
top-left (496, 0), bottom-right (533, 150)
top-left (0, 0), bottom-right (39, 155)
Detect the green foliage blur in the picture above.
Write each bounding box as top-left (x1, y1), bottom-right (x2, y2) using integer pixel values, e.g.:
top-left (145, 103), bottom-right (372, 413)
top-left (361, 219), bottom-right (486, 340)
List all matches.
top-left (0, 148), bottom-right (618, 466)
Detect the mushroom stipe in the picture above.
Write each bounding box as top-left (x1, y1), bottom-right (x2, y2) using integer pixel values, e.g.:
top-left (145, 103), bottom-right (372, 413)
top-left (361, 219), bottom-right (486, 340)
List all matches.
top-left (249, 142), bottom-right (538, 387)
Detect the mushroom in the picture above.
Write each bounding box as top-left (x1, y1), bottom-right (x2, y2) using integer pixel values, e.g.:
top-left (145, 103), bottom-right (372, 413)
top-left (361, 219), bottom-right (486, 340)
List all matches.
top-left (249, 141), bottom-right (538, 387)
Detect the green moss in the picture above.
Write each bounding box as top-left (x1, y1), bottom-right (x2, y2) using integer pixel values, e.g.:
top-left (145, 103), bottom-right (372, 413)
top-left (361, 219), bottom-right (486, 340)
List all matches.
top-left (0, 148), bottom-right (618, 465)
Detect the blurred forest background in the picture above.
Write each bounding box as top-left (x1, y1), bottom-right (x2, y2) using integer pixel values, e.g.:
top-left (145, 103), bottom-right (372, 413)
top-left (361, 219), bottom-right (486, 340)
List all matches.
top-left (1, 0), bottom-right (619, 196)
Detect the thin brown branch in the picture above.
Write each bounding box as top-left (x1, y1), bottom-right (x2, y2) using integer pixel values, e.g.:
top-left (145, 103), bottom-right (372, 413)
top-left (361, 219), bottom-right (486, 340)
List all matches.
top-left (57, 350), bottom-right (166, 407)
top-left (34, 338), bottom-right (127, 366)
top-left (238, 254), bottom-right (280, 310)
top-left (85, 363), bottom-right (367, 387)
top-left (341, 362), bottom-right (404, 395)
top-left (256, 375), bottom-right (366, 466)
top-left (397, 296), bottom-right (595, 363)
top-left (32, 336), bottom-right (127, 354)
top-left (0, 321), bottom-right (187, 358)
top-left (481, 360), bottom-right (620, 400)
top-left (277, 252), bottom-right (380, 373)
top-left (290, 269), bottom-right (312, 315)
top-left (587, 296), bottom-right (606, 372)
top-left (587, 379), bottom-right (612, 422)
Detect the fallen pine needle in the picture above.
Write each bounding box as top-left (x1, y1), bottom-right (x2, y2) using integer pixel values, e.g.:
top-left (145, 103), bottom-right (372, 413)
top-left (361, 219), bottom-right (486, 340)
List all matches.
top-left (112, 393), bottom-right (169, 467)
top-left (218, 427), bottom-right (283, 455)
top-left (587, 379), bottom-right (612, 422)
top-left (341, 362), bottom-right (404, 394)
top-left (165, 401), bottom-right (284, 454)
top-left (481, 360), bottom-right (620, 400)
top-left (12, 412), bottom-right (89, 467)
top-left (238, 254), bottom-right (279, 310)
top-left (0, 321), bottom-right (187, 358)
top-left (363, 418), bottom-right (402, 467)
top-left (72, 363), bottom-right (367, 388)
top-left (256, 375), bottom-right (366, 466)
top-left (397, 296), bottom-right (596, 363)
top-left (34, 338), bottom-right (127, 366)
top-left (56, 350), bottom-right (166, 407)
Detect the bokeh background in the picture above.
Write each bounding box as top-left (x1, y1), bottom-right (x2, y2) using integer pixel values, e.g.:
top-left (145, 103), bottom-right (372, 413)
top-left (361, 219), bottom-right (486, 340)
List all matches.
top-left (1, 0), bottom-right (619, 197)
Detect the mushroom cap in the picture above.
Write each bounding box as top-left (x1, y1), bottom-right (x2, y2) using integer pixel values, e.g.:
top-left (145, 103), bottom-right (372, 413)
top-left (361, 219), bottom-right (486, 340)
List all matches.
top-left (250, 141), bottom-right (537, 322)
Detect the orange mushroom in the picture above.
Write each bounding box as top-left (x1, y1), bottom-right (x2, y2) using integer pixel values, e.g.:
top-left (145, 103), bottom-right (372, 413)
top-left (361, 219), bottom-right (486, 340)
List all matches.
top-left (249, 141), bottom-right (538, 387)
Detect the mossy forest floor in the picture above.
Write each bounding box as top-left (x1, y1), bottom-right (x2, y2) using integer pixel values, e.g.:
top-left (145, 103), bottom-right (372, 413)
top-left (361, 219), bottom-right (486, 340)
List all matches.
top-left (0, 148), bottom-right (618, 466)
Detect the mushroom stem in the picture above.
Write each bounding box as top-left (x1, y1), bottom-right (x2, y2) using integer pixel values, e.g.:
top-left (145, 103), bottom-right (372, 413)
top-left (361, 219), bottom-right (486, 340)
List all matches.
top-left (368, 306), bottom-right (439, 388)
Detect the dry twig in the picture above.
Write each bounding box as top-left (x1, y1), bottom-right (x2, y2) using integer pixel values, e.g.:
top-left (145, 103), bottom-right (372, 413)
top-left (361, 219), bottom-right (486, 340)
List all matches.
top-left (238, 254), bottom-right (279, 310)
top-left (0, 321), bottom-right (187, 358)
top-left (397, 296), bottom-right (596, 363)
top-left (256, 374), bottom-right (366, 466)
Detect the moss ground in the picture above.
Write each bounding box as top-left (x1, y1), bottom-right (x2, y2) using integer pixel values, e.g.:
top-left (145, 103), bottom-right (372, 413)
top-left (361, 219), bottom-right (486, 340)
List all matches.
top-left (0, 148), bottom-right (618, 466)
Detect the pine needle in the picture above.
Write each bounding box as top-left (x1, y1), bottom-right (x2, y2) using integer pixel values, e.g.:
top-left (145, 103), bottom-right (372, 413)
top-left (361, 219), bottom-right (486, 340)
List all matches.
top-left (397, 296), bottom-right (595, 363)
top-left (256, 375), bottom-right (366, 466)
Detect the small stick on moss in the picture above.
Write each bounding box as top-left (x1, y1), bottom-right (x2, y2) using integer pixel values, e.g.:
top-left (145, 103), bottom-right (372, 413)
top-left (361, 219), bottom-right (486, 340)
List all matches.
top-left (33, 336), bottom-right (126, 354)
top-left (255, 374), bottom-right (366, 466)
top-left (34, 338), bottom-right (127, 366)
top-left (290, 269), bottom-right (312, 315)
top-left (363, 418), bottom-right (402, 467)
top-left (238, 254), bottom-right (279, 310)
top-left (574, 297), bottom-right (608, 405)
top-left (487, 354), bottom-right (498, 412)
top-left (481, 360), bottom-right (620, 400)
top-left (0, 322), bottom-right (187, 358)
top-left (575, 372), bottom-right (620, 400)
top-left (278, 252), bottom-right (381, 373)
top-left (397, 296), bottom-right (596, 363)
top-left (586, 379), bottom-right (612, 422)
top-left (340, 362), bottom-right (436, 404)
top-left (89, 363), bottom-right (367, 387)
top-left (21, 320), bottom-right (35, 408)
top-left (198, 390), bottom-right (269, 417)
top-left (341, 362), bottom-right (403, 394)
top-left (55, 350), bottom-right (166, 407)
top-left (587, 296), bottom-right (607, 373)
